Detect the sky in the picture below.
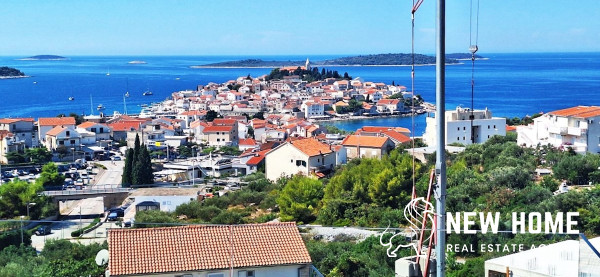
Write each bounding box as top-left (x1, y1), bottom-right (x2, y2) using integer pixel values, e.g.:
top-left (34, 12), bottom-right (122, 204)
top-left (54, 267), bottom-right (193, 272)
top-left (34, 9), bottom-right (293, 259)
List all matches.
top-left (1, 0), bottom-right (599, 56)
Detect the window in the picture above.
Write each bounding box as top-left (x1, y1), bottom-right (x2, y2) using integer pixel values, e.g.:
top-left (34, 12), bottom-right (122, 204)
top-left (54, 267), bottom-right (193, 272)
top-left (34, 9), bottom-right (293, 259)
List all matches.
top-left (457, 127), bottom-right (460, 131)
top-left (217, 139), bottom-right (220, 142)
top-left (66, 131), bottom-right (70, 136)
top-left (463, 137), bottom-right (465, 140)
top-left (91, 128), bottom-right (96, 133)
top-left (457, 137), bottom-right (460, 141)
top-left (238, 270), bottom-right (255, 277)
top-left (208, 274), bottom-right (225, 277)
top-left (59, 141), bottom-right (65, 145)
top-left (487, 125), bottom-right (490, 129)
top-left (100, 127), bottom-right (104, 133)
top-left (493, 125), bottom-right (496, 129)
top-left (70, 140), bottom-right (75, 145)
top-left (463, 127), bottom-right (466, 130)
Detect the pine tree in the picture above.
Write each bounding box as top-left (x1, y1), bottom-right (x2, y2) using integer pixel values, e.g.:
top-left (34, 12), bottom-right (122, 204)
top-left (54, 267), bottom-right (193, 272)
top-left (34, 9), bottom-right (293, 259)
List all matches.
top-left (140, 146), bottom-right (154, 184)
top-left (133, 134), bottom-right (141, 165)
top-left (121, 148), bottom-right (134, 187)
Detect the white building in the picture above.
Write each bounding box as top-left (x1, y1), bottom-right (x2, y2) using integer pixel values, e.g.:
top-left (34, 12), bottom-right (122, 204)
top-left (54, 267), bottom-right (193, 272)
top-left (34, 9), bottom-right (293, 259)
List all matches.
top-left (424, 107), bottom-right (506, 147)
top-left (265, 138), bottom-right (336, 181)
top-left (484, 236), bottom-right (600, 277)
top-left (517, 106), bottom-right (600, 154)
top-left (302, 102), bottom-right (325, 119)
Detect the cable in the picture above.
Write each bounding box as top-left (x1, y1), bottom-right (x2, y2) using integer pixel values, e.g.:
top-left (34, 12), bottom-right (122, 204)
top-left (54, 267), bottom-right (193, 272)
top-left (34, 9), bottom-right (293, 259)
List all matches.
top-left (469, 0), bottom-right (480, 144)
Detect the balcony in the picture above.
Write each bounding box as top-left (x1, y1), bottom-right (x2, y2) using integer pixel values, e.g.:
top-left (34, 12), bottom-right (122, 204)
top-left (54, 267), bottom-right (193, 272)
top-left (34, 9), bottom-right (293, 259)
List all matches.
top-left (548, 126), bottom-right (567, 135)
top-left (567, 127), bottom-right (586, 136)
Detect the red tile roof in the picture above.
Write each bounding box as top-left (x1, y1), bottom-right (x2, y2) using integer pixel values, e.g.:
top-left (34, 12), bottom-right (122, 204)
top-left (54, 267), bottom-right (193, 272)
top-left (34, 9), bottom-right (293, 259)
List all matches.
top-left (549, 106), bottom-right (600, 118)
top-left (213, 119), bottom-right (237, 126)
top-left (46, 126), bottom-right (67, 137)
top-left (108, 222), bottom-right (311, 276)
top-left (341, 135), bottom-right (391, 148)
top-left (506, 125), bottom-right (517, 132)
top-left (239, 138), bottom-right (258, 146)
top-left (289, 138), bottom-right (332, 156)
top-left (0, 118), bottom-right (34, 124)
top-left (38, 117), bottom-right (76, 126)
top-left (382, 130), bottom-right (411, 144)
top-left (377, 99), bottom-right (400, 105)
top-left (108, 122), bottom-right (142, 132)
top-left (357, 126), bottom-right (411, 135)
top-left (203, 125), bottom-right (234, 133)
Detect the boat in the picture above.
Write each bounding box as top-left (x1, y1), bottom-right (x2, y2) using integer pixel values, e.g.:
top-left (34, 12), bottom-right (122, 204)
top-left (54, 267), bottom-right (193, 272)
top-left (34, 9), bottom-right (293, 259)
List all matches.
top-left (128, 60), bottom-right (147, 64)
top-left (142, 91), bottom-right (153, 96)
top-left (125, 91), bottom-right (130, 97)
top-left (97, 104), bottom-right (105, 110)
top-left (68, 96), bottom-right (75, 101)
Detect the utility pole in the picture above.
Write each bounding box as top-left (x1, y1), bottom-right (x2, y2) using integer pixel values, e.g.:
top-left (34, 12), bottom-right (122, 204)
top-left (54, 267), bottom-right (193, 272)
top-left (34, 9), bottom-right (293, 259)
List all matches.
top-left (435, 0), bottom-right (447, 276)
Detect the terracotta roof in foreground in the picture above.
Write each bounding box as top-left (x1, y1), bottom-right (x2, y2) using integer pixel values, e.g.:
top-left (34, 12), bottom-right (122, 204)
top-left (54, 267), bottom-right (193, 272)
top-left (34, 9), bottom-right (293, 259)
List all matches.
top-left (108, 222), bottom-right (310, 276)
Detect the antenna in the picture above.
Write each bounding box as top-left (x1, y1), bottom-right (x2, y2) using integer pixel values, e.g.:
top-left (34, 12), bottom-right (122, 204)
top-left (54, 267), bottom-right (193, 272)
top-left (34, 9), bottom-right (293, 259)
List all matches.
top-left (95, 249), bottom-right (109, 266)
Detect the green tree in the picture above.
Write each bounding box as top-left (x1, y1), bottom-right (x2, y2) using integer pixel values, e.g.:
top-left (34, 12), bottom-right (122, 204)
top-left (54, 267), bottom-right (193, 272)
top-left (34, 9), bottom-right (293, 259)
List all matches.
top-left (121, 148), bottom-right (134, 187)
top-left (134, 210), bottom-right (180, 228)
top-left (139, 146), bottom-right (154, 184)
top-left (277, 175), bottom-right (323, 223)
top-left (36, 162), bottom-right (65, 189)
top-left (68, 113), bottom-right (84, 125)
top-left (252, 112), bottom-right (265, 120)
top-left (177, 145), bottom-right (192, 157)
top-left (205, 110), bottom-right (219, 122)
top-left (55, 145), bottom-right (69, 159)
top-left (247, 126), bottom-right (255, 138)
top-left (25, 147), bottom-right (53, 164)
top-left (0, 179), bottom-right (43, 218)
top-left (5, 152), bottom-right (26, 164)
top-left (554, 154), bottom-right (600, 185)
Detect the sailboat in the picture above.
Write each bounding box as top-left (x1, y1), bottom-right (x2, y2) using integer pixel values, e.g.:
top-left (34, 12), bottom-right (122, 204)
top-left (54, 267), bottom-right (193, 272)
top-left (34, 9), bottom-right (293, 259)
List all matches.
top-left (106, 67), bottom-right (110, 76)
top-left (125, 91), bottom-right (130, 97)
top-left (68, 96), bottom-right (75, 101)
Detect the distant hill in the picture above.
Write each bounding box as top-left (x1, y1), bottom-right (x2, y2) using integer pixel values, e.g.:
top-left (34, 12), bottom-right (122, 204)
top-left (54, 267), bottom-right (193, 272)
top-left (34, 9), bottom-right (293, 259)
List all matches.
top-left (19, 55), bottom-right (67, 60)
top-left (194, 53), bottom-right (459, 68)
top-left (0, 67), bottom-right (26, 78)
top-left (446, 53), bottom-right (485, 60)
top-left (193, 59), bottom-right (305, 68)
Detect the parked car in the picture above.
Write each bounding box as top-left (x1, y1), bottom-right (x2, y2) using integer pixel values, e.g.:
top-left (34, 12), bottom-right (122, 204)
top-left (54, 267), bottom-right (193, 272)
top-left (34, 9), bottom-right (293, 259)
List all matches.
top-left (107, 212), bottom-right (118, 221)
top-left (75, 179), bottom-right (84, 186)
top-left (109, 208), bottom-right (125, 217)
top-left (35, 225), bottom-right (52, 236)
top-left (112, 156), bottom-right (122, 161)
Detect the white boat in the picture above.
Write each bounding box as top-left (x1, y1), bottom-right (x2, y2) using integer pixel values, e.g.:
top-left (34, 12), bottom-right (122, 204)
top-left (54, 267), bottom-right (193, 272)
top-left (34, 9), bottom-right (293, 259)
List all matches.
top-left (97, 104), bottom-right (105, 110)
top-left (68, 96), bottom-right (75, 101)
top-left (125, 91), bottom-right (130, 97)
top-left (142, 91), bottom-right (153, 96)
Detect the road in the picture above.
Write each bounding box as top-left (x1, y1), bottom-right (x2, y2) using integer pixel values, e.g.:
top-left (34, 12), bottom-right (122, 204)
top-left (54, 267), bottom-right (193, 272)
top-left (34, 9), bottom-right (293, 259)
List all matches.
top-left (93, 160), bottom-right (124, 188)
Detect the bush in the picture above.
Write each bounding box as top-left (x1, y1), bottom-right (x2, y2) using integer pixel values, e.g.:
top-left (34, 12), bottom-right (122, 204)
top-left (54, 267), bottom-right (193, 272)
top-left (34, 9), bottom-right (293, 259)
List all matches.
top-left (70, 218), bottom-right (100, 237)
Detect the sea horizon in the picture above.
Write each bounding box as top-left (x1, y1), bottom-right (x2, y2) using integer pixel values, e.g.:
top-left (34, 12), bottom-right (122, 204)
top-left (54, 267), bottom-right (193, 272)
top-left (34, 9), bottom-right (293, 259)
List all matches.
top-left (2, 52), bottom-right (600, 136)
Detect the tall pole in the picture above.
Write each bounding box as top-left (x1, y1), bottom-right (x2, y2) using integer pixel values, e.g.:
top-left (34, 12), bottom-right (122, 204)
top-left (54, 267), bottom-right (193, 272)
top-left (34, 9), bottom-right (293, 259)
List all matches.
top-left (435, 0), bottom-right (447, 276)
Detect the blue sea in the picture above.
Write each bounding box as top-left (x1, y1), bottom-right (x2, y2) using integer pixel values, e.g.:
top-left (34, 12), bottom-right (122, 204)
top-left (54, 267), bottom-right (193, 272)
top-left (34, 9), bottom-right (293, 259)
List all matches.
top-left (1, 53), bottom-right (599, 136)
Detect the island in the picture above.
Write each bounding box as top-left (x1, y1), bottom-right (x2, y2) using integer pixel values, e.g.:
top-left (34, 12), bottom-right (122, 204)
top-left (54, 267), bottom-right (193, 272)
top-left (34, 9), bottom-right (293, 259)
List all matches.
top-left (446, 53), bottom-right (485, 60)
top-left (0, 67), bottom-right (28, 79)
top-left (18, 55), bottom-right (67, 61)
top-left (192, 53), bottom-right (459, 68)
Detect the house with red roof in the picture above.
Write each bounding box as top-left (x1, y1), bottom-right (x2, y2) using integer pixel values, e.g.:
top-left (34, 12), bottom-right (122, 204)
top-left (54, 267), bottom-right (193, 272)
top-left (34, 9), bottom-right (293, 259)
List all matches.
top-left (238, 138), bottom-right (259, 151)
top-left (0, 118), bottom-right (37, 147)
top-left (107, 222), bottom-right (316, 277)
top-left (37, 117), bottom-right (76, 146)
top-left (376, 99), bottom-right (405, 114)
top-left (341, 135), bottom-right (395, 159)
top-left (76, 121), bottom-right (112, 146)
top-left (44, 125), bottom-right (82, 150)
top-left (202, 125), bottom-right (238, 147)
top-left (265, 138), bottom-right (336, 181)
top-left (0, 130), bottom-right (26, 164)
top-left (107, 121), bottom-right (144, 142)
top-left (517, 106), bottom-right (600, 154)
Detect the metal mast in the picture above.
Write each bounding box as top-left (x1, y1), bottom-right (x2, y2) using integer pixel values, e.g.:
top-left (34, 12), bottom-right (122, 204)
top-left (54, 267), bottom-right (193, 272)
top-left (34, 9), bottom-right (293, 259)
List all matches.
top-left (435, 0), bottom-right (447, 275)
